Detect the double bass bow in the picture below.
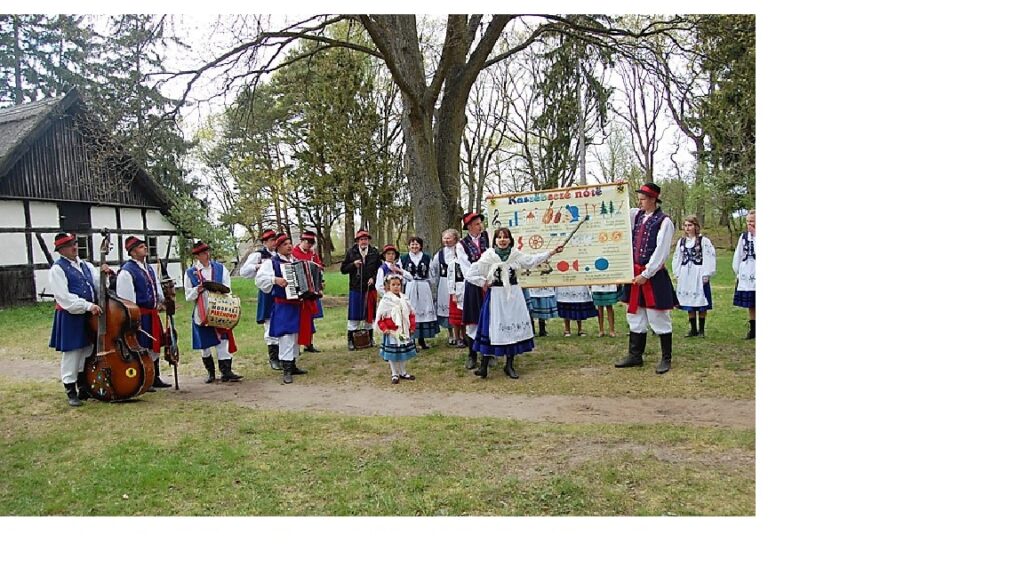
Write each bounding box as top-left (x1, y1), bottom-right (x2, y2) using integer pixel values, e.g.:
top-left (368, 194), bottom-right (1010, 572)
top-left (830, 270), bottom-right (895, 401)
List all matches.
top-left (84, 229), bottom-right (155, 401)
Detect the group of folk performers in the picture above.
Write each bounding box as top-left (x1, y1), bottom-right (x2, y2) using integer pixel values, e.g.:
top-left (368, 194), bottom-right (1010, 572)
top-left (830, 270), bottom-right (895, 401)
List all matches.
top-left (45, 183), bottom-right (756, 404)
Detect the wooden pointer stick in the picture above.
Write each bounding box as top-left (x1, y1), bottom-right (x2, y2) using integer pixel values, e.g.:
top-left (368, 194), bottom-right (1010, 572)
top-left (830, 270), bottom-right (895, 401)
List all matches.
top-left (556, 215), bottom-right (590, 250)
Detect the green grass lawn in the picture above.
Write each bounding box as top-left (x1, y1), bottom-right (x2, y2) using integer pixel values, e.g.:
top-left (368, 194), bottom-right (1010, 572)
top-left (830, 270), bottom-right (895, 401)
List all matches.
top-left (0, 251), bottom-right (754, 516)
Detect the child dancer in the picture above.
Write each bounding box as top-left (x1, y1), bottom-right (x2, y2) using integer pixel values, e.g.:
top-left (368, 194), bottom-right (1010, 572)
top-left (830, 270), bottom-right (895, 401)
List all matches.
top-left (525, 285), bottom-right (558, 337)
top-left (555, 285), bottom-right (598, 337)
top-left (466, 227), bottom-right (563, 379)
top-left (590, 284), bottom-right (621, 337)
top-left (375, 274), bottom-right (417, 384)
top-left (401, 236), bottom-right (440, 349)
top-left (672, 215), bottom-right (717, 337)
top-left (429, 228), bottom-right (463, 346)
top-left (732, 210), bottom-right (756, 339)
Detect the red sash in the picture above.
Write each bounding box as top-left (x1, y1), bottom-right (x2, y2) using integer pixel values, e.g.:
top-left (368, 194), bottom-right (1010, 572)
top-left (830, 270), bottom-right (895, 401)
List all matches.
top-left (627, 264), bottom-right (656, 314)
top-left (139, 307), bottom-right (163, 352)
top-left (274, 298), bottom-right (316, 346)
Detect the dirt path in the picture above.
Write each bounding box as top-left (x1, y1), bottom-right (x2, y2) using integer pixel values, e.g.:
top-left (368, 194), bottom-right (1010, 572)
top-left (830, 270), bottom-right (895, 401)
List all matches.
top-left (6, 356), bottom-right (754, 429)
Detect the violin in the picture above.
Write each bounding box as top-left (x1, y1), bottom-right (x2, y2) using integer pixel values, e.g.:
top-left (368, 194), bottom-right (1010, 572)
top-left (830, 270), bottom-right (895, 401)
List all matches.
top-left (84, 229), bottom-right (155, 401)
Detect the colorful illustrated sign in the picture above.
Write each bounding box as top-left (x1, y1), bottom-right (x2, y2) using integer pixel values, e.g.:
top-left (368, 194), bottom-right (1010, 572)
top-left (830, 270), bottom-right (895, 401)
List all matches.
top-left (485, 181), bottom-right (633, 288)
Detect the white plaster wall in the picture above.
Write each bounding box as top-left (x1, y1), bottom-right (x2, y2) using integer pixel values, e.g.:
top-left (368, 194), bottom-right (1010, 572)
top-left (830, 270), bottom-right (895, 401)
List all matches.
top-left (92, 232), bottom-right (123, 263)
top-left (0, 201), bottom-right (25, 227)
top-left (34, 269), bottom-right (51, 301)
top-left (32, 233), bottom-right (50, 264)
top-left (0, 232), bottom-right (29, 265)
top-left (91, 206), bottom-right (118, 229)
top-left (147, 211), bottom-right (174, 231)
top-left (120, 208), bottom-right (143, 230)
top-left (29, 202), bottom-right (59, 227)
top-left (165, 262), bottom-right (183, 288)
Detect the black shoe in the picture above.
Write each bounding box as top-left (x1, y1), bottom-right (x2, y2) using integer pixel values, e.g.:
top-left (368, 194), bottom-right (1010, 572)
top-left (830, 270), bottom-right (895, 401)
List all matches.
top-left (474, 355), bottom-right (490, 378)
top-left (202, 356), bottom-right (217, 383)
top-left (269, 344), bottom-right (283, 370)
top-left (746, 320), bottom-right (755, 340)
top-left (283, 361), bottom-right (293, 384)
top-left (76, 371), bottom-right (91, 400)
top-left (655, 333), bottom-right (672, 374)
top-left (304, 344), bottom-right (321, 353)
top-left (290, 361), bottom-right (308, 376)
top-left (538, 320), bottom-right (548, 337)
top-left (219, 359), bottom-right (243, 382)
top-left (503, 355), bottom-right (519, 379)
top-left (697, 316), bottom-right (706, 337)
top-left (347, 330), bottom-right (356, 351)
top-left (685, 317), bottom-right (699, 337)
top-left (614, 332), bottom-right (647, 368)
top-left (464, 336), bottom-right (477, 370)
top-left (64, 382), bottom-right (83, 407)
top-left (418, 338), bottom-right (430, 350)
top-left (151, 378), bottom-right (172, 389)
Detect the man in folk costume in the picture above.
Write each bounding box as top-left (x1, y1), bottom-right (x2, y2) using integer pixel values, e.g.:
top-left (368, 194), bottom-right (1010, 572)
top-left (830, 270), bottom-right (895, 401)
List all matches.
top-left (616, 183), bottom-right (678, 374)
top-left (183, 240), bottom-right (242, 383)
top-left (455, 211), bottom-right (489, 370)
top-left (116, 235), bottom-right (170, 388)
top-left (292, 230), bottom-right (325, 353)
top-left (339, 229), bottom-right (382, 351)
top-left (400, 236), bottom-right (440, 350)
top-left (239, 229), bottom-right (282, 370)
top-left (257, 233), bottom-right (315, 383)
top-left (47, 232), bottom-right (110, 406)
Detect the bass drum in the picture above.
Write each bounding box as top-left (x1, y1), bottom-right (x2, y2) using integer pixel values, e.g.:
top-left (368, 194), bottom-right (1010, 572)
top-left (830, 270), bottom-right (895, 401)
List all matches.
top-left (199, 290), bottom-right (241, 330)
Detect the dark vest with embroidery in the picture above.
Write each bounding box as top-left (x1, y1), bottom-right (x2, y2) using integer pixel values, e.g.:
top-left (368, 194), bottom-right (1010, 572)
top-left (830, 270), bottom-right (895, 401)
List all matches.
top-left (437, 248), bottom-right (463, 283)
top-left (490, 262), bottom-right (518, 287)
top-left (401, 253), bottom-right (431, 280)
top-left (741, 232), bottom-right (756, 262)
top-left (57, 258), bottom-right (96, 303)
top-left (678, 235), bottom-right (704, 266)
top-left (460, 232), bottom-right (489, 263)
top-left (121, 259), bottom-right (159, 309)
top-left (632, 209), bottom-right (668, 266)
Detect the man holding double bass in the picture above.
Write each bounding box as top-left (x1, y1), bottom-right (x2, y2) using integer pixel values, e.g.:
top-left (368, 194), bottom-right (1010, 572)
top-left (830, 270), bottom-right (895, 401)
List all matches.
top-left (117, 236), bottom-right (170, 388)
top-left (183, 240), bottom-right (242, 383)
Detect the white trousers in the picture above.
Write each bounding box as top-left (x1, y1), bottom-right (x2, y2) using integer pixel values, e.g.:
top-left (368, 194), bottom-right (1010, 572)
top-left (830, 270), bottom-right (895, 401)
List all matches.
top-left (347, 320), bottom-right (370, 331)
top-left (60, 345), bottom-right (92, 384)
top-left (626, 308), bottom-right (674, 335)
top-left (264, 322), bottom-right (279, 345)
top-left (201, 338), bottom-right (232, 359)
top-left (278, 333), bottom-right (300, 361)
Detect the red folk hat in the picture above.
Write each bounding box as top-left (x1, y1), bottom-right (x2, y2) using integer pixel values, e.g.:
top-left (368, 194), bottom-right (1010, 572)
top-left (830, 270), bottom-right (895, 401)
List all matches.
top-left (274, 232), bottom-right (291, 249)
top-left (191, 240), bottom-right (211, 255)
top-left (300, 230), bottom-right (316, 243)
top-left (124, 235), bottom-right (146, 254)
top-left (381, 244), bottom-right (399, 256)
top-left (461, 211), bottom-right (482, 230)
top-left (355, 229), bottom-right (371, 241)
top-left (636, 182), bottom-right (662, 201)
top-left (53, 232), bottom-right (77, 250)
top-left (259, 229), bottom-right (277, 242)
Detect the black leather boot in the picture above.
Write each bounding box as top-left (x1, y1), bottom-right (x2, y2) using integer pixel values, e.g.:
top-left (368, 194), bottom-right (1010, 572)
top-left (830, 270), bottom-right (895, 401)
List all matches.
top-left (347, 330), bottom-right (355, 351)
top-left (504, 355), bottom-right (519, 379)
top-left (686, 317), bottom-right (698, 337)
top-left (151, 363), bottom-right (171, 388)
top-left (614, 332), bottom-right (646, 368)
top-left (64, 381), bottom-right (82, 407)
top-left (746, 320), bottom-right (755, 340)
top-left (268, 344), bottom-right (282, 370)
top-left (474, 355), bottom-right (491, 378)
top-left (464, 336), bottom-right (478, 370)
top-left (202, 356), bottom-right (216, 383)
top-left (290, 359), bottom-right (308, 375)
top-left (418, 337), bottom-right (430, 350)
top-left (655, 333), bottom-right (672, 374)
top-left (304, 342), bottom-right (321, 353)
top-left (538, 319), bottom-right (547, 337)
top-left (282, 361), bottom-right (293, 384)
top-left (219, 359), bottom-right (243, 382)
top-left (76, 371), bottom-right (91, 400)
top-left (698, 316), bottom-right (706, 337)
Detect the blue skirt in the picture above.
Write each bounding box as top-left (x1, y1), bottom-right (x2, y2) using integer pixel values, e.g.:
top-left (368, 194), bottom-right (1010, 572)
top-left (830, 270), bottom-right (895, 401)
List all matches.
top-left (473, 290), bottom-right (536, 357)
top-left (557, 301), bottom-right (598, 320)
top-left (733, 290), bottom-right (756, 308)
top-left (313, 298), bottom-right (324, 319)
top-left (679, 282), bottom-right (713, 312)
top-left (462, 284), bottom-right (484, 326)
top-left (49, 309), bottom-right (91, 352)
top-left (379, 333), bottom-right (417, 362)
top-left (527, 295), bottom-right (559, 319)
top-left (347, 290), bottom-right (370, 321)
top-left (413, 320), bottom-right (440, 339)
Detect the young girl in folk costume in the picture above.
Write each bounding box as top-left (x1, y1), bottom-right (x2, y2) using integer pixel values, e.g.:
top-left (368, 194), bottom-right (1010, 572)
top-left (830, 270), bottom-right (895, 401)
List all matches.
top-left (555, 285), bottom-right (598, 337)
top-left (401, 236), bottom-right (440, 349)
top-left (466, 227), bottom-right (563, 379)
top-left (524, 285), bottom-right (557, 337)
top-left (375, 274), bottom-right (418, 384)
top-left (732, 210), bottom-right (756, 339)
top-left (184, 240), bottom-right (242, 383)
top-left (375, 244), bottom-right (412, 295)
top-left (672, 215), bottom-right (717, 338)
top-left (429, 228), bottom-right (462, 346)
top-left (590, 284), bottom-right (621, 337)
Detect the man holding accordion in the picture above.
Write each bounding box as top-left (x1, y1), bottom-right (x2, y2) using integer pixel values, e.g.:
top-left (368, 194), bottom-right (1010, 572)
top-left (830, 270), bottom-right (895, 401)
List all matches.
top-left (292, 230), bottom-right (325, 353)
top-left (256, 233), bottom-right (316, 384)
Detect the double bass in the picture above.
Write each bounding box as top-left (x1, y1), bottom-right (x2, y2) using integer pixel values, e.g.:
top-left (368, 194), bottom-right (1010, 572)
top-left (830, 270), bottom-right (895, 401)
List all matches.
top-left (84, 229), bottom-right (155, 401)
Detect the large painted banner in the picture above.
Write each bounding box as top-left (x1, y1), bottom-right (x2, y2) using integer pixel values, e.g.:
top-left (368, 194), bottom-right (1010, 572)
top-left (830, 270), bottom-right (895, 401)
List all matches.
top-left (485, 181), bottom-right (633, 288)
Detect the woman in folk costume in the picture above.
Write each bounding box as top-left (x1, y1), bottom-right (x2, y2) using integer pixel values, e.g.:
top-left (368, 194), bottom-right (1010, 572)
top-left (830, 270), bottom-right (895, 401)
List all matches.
top-left (375, 273), bottom-right (418, 384)
top-left (375, 244), bottom-right (412, 295)
top-left (555, 285), bottom-right (597, 337)
top-left (466, 227), bottom-right (563, 379)
top-left (183, 240), bottom-right (242, 383)
top-left (524, 284), bottom-right (558, 337)
top-left (428, 228), bottom-right (462, 346)
top-left (456, 211), bottom-right (489, 369)
top-left (340, 229), bottom-right (382, 351)
top-left (47, 232), bottom-right (110, 406)
top-left (239, 229), bottom-right (282, 370)
top-left (672, 215), bottom-right (717, 338)
top-left (401, 236), bottom-right (440, 349)
top-left (116, 235), bottom-right (169, 388)
top-left (256, 233), bottom-right (314, 384)
top-left (732, 210), bottom-right (756, 339)
top-left (292, 230), bottom-right (325, 353)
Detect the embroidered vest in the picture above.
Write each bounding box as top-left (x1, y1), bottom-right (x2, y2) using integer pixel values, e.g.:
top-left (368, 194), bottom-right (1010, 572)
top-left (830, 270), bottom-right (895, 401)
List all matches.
top-left (270, 256), bottom-right (289, 300)
top-left (401, 253), bottom-right (431, 280)
top-left (741, 232), bottom-right (756, 262)
top-left (122, 259), bottom-right (159, 309)
top-left (678, 235), bottom-right (704, 266)
top-left (490, 266), bottom-right (518, 287)
top-left (56, 258), bottom-right (96, 303)
top-left (185, 261), bottom-right (225, 288)
top-left (460, 232), bottom-right (489, 263)
top-left (632, 209), bottom-right (668, 265)
top-left (437, 248), bottom-right (463, 283)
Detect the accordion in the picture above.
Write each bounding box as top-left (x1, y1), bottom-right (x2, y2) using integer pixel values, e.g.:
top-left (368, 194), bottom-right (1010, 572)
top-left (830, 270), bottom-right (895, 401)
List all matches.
top-left (283, 260), bottom-right (324, 300)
